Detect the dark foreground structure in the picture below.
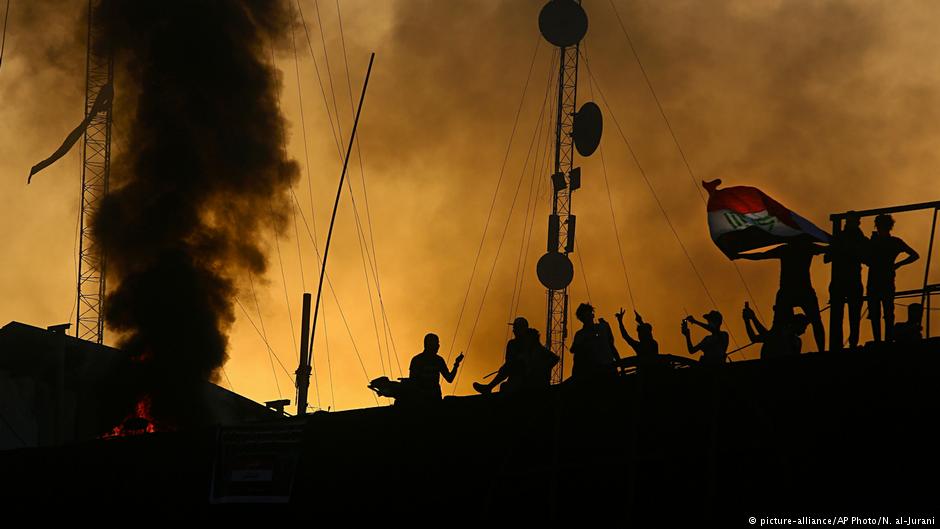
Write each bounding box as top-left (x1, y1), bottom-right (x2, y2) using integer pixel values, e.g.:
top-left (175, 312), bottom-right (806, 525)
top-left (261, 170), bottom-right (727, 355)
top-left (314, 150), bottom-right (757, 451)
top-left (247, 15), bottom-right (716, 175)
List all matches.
top-left (1, 340), bottom-right (937, 524)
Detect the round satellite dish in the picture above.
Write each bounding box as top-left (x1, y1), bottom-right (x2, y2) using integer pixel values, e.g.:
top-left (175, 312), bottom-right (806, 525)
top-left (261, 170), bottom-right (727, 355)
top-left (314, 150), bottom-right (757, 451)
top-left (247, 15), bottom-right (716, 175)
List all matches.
top-left (538, 0), bottom-right (588, 48)
top-left (537, 252), bottom-right (574, 290)
top-left (573, 101), bottom-right (602, 157)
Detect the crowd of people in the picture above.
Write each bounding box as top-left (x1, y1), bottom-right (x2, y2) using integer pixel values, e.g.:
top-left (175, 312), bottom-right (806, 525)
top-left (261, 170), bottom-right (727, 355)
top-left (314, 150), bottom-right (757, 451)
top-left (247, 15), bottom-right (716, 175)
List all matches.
top-left (370, 213), bottom-right (926, 403)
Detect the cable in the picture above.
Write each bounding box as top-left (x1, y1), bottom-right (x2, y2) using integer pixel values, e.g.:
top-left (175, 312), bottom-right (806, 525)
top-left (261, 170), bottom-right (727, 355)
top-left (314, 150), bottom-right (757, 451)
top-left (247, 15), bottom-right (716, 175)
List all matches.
top-left (271, 203), bottom-right (299, 364)
top-left (0, 0), bottom-right (10, 72)
top-left (336, 0), bottom-right (400, 379)
top-left (446, 35), bottom-right (542, 363)
top-left (600, 5), bottom-right (766, 322)
top-left (290, 187), bottom-right (377, 407)
top-left (234, 297), bottom-right (294, 381)
top-left (580, 49), bottom-right (740, 350)
top-left (222, 367), bottom-right (235, 392)
top-left (576, 251), bottom-right (593, 305)
top-left (451, 76), bottom-right (552, 392)
top-left (512, 77), bottom-right (557, 319)
top-left (248, 272), bottom-right (282, 398)
top-left (584, 60), bottom-right (636, 311)
top-left (505, 52), bottom-right (556, 341)
top-left (296, 0), bottom-right (343, 157)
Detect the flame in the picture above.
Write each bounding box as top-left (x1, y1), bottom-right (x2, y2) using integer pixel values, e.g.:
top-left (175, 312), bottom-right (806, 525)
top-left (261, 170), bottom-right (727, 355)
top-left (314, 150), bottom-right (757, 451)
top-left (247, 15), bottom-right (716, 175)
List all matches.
top-left (99, 396), bottom-right (163, 439)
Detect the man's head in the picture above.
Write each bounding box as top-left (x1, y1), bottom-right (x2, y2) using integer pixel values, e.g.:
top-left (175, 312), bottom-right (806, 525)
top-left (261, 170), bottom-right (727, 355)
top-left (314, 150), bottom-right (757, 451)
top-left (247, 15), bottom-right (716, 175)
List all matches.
top-left (575, 303), bottom-right (595, 325)
top-left (423, 333), bottom-right (440, 354)
top-left (703, 310), bottom-right (723, 331)
top-left (510, 316), bottom-right (529, 338)
top-left (907, 303), bottom-right (924, 324)
top-left (637, 322), bottom-right (653, 341)
top-left (845, 211), bottom-right (861, 231)
top-left (875, 213), bottom-right (895, 234)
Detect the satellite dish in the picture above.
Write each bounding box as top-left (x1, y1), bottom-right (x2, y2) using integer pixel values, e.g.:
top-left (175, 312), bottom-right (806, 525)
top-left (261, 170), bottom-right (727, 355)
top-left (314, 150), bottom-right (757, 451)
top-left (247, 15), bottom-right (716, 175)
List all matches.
top-left (538, 0), bottom-right (588, 48)
top-left (537, 251), bottom-right (574, 290)
top-left (573, 102), bottom-right (602, 157)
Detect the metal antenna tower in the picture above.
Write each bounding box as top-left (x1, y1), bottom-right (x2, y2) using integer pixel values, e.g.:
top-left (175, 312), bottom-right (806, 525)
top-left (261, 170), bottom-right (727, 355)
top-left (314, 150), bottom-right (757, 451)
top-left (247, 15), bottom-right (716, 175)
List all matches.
top-left (536, 0), bottom-right (602, 383)
top-left (75, 0), bottom-right (113, 343)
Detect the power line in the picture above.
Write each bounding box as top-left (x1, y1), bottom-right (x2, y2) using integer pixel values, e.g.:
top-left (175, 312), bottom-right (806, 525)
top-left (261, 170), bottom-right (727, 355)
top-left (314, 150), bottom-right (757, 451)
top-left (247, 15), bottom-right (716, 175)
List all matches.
top-left (446, 35), bottom-right (542, 363)
top-left (296, 0), bottom-right (344, 157)
top-left (0, 0), bottom-right (10, 72)
top-left (602, 1), bottom-right (765, 323)
top-left (583, 65), bottom-right (637, 312)
top-left (506, 50), bottom-right (557, 341)
top-left (580, 49), bottom-right (740, 350)
top-left (234, 296), bottom-right (294, 382)
top-left (248, 272), bottom-right (282, 398)
top-left (451, 61), bottom-right (554, 393)
top-left (290, 186), bottom-right (377, 407)
top-left (336, 0), bottom-right (400, 379)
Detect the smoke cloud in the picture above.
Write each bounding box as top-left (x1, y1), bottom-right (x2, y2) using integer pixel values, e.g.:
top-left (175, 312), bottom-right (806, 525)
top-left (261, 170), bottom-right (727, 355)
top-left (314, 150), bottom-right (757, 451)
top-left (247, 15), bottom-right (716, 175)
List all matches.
top-left (93, 0), bottom-right (298, 427)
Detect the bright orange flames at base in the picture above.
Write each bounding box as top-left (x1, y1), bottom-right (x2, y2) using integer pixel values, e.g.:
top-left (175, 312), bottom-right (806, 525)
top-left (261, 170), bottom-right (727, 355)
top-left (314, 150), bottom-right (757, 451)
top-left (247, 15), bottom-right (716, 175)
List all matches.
top-left (99, 397), bottom-right (163, 439)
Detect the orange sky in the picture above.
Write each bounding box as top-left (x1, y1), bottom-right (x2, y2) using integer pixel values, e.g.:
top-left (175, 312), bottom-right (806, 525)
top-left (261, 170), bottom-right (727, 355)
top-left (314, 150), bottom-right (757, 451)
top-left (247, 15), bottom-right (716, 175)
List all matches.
top-left (2, 0), bottom-right (940, 412)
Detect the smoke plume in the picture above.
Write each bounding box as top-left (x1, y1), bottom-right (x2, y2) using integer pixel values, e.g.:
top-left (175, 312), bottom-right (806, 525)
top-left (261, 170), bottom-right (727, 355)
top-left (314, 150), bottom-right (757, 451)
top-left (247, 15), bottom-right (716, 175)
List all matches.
top-left (92, 0), bottom-right (298, 428)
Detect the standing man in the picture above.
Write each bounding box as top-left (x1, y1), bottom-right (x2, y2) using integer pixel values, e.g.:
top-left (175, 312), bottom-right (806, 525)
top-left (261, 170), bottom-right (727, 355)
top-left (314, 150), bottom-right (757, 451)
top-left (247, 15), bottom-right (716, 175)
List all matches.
top-left (825, 212), bottom-right (869, 350)
top-left (734, 239), bottom-right (828, 352)
top-left (570, 303), bottom-right (620, 379)
top-left (408, 333), bottom-right (463, 402)
top-left (867, 214), bottom-right (919, 342)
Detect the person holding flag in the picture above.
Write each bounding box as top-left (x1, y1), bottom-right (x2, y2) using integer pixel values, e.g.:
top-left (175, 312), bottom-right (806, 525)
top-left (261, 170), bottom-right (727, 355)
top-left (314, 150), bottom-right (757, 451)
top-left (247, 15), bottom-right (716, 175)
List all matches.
top-left (702, 179), bottom-right (830, 353)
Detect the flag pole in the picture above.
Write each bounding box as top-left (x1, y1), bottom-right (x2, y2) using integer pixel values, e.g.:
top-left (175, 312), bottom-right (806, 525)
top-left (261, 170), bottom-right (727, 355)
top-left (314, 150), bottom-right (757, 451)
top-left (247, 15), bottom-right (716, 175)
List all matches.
top-left (296, 52), bottom-right (375, 416)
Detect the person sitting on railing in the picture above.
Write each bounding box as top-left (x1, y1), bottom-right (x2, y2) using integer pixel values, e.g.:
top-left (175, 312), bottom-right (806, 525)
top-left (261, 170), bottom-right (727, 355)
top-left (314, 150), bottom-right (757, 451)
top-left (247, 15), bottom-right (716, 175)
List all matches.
top-left (742, 302), bottom-right (809, 359)
top-left (893, 302), bottom-right (924, 345)
top-left (867, 214), bottom-right (919, 342)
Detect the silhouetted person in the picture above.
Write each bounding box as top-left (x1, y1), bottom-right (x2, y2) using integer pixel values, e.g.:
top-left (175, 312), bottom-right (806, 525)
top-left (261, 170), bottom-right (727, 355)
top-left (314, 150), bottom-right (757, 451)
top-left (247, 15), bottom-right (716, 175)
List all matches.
top-left (893, 303), bottom-right (924, 345)
top-left (615, 308), bottom-right (658, 358)
top-left (570, 303), bottom-right (620, 379)
top-left (826, 212), bottom-right (869, 349)
top-left (473, 317), bottom-right (548, 394)
top-left (867, 214), bottom-right (919, 342)
top-left (734, 239), bottom-right (827, 352)
top-left (523, 327), bottom-right (559, 388)
top-left (742, 302), bottom-right (809, 359)
top-left (408, 333), bottom-right (463, 401)
top-left (682, 310), bottom-right (728, 365)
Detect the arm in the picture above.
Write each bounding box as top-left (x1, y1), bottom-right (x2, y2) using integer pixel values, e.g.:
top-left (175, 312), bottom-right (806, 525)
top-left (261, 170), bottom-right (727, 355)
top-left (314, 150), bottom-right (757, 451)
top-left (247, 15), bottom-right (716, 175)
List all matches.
top-left (616, 316), bottom-right (640, 348)
top-left (441, 353), bottom-right (463, 383)
top-left (682, 321), bottom-right (699, 354)
top-left (896, 242), bottom-right (920, 269)
top-left (733, 248), bottom-right (779, 261)
top-left (687, 316), bottom-right (710, 332)
top-left (742, 311), bottom-right (763, 343)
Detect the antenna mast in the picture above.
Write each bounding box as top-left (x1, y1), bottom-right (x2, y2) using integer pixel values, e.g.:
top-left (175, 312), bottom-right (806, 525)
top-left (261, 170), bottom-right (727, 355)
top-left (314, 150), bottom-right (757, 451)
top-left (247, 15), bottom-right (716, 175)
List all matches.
top-left (75, 0), bottom-right (113, 343)
top-left (536, 0), bottom-right (602, 383)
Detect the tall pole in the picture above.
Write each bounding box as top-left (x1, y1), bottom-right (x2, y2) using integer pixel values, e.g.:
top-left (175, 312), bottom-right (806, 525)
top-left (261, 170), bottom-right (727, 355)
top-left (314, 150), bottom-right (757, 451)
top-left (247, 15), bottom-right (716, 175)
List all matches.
top-left (296, 293), bottom-right (312, 416)
top-left (76, 0), bottom-right (113, 343)
top-left (545, 44), bottom-right (580, 383)
top-left (301, 53), bottom-right (375, 401)
top-left (537, 1), bottom-right (594, 384)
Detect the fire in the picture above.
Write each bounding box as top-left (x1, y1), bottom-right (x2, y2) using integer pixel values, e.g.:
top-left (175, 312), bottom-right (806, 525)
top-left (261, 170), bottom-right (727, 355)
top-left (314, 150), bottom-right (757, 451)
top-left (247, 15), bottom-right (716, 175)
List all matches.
top-left (99, 396), bottom-right (162, 439)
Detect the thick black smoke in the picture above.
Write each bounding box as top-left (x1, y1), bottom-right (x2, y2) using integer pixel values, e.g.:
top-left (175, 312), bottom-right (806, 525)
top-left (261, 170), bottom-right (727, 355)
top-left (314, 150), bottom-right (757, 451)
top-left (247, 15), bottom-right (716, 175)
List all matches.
top-left (92, 1), bottom-right (298, 428)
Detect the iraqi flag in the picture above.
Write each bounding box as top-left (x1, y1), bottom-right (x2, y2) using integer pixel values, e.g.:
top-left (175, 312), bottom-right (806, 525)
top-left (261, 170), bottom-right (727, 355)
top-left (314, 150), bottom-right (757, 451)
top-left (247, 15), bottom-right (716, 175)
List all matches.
top-left (704, 179), bottom-right (829, 258)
